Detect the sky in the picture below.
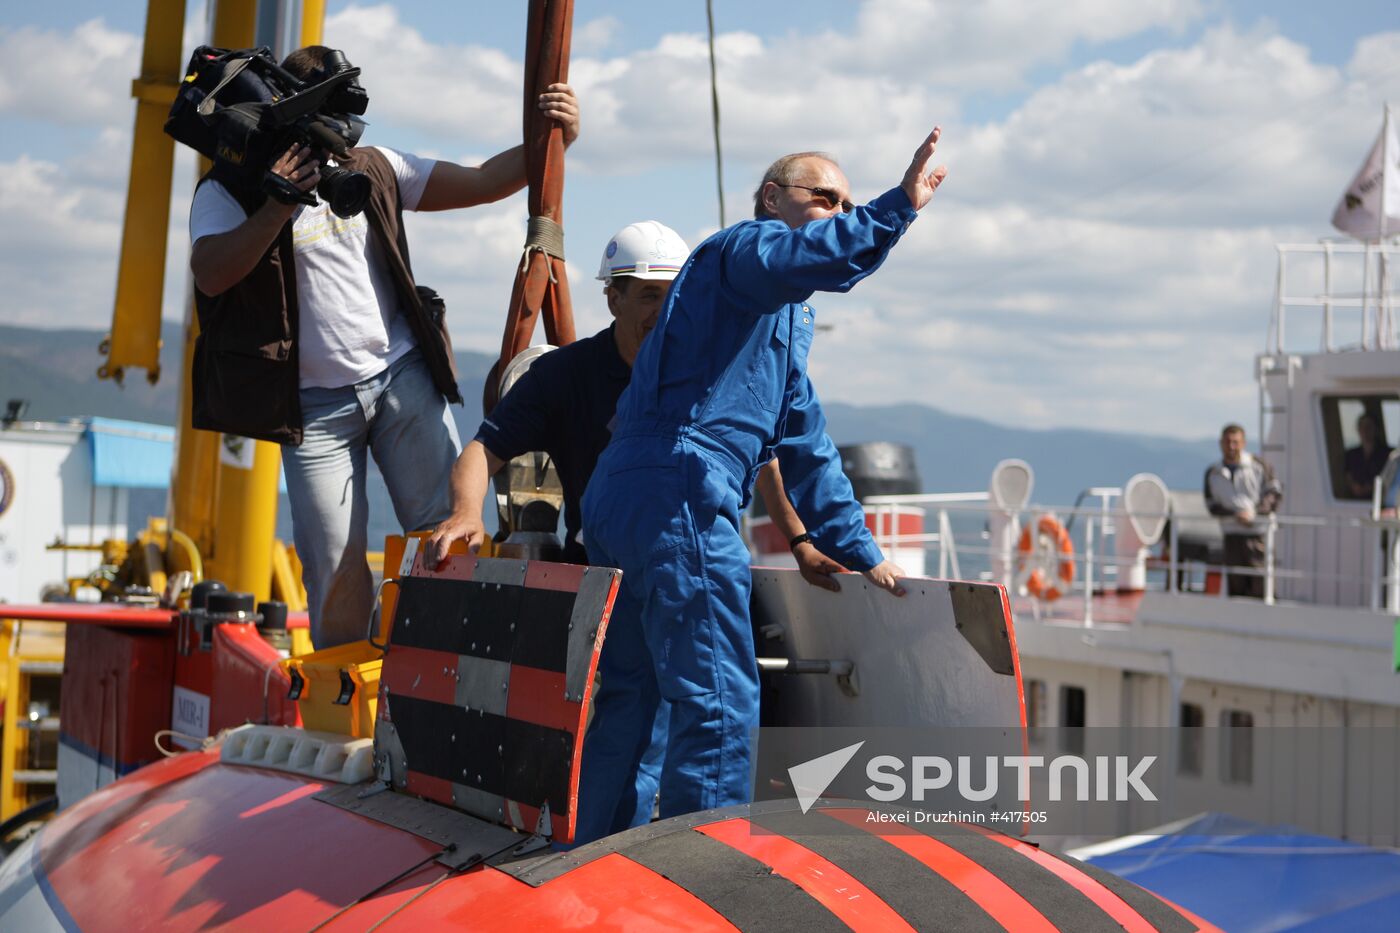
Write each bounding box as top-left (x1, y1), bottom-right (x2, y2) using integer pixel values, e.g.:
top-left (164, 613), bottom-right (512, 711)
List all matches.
top-left (1, 1), bottom-right (1397, 441)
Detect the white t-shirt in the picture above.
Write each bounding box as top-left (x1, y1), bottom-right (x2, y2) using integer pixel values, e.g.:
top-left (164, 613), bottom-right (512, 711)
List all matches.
top-left (189, 146), bottom-right (436, 390)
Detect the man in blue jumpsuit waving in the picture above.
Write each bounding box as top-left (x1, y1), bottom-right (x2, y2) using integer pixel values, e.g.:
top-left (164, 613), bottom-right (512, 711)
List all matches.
top-left (423, 221), bottom-right (851, 843)
top-left (581, 127), bottom-right (949, 826)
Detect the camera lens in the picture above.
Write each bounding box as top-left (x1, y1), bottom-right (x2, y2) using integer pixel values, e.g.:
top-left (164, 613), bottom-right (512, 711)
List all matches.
top-left (318, 164), bottom-right (371, 218)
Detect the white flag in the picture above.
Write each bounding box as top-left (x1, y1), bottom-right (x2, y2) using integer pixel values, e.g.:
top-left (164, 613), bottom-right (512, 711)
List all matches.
top-left (1331, 107), bottom-right (1400, 240)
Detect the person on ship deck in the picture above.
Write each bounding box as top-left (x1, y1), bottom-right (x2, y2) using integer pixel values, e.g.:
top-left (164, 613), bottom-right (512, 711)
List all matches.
top-left (1382, 451), bottom-right (1400, 518)
top-left (1204, 423), bottom-right (1283, 598)
top-left (1345, 413), bottom-right (1393, 500)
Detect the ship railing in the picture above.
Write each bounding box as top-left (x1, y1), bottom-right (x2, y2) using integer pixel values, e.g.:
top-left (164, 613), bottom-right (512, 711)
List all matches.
top-left (861, 494), bottom-right (1400, 626)
top-left (1165, 511), bottom-right (1400, 615)
top-left (1270, 241), bottom-right (1400, 355)
top-left (861, 491), bottom-right (989, 581)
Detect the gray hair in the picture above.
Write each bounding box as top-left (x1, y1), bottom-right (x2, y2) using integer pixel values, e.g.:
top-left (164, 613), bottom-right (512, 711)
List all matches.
top-left (752, 151), bottom-right (838, 219)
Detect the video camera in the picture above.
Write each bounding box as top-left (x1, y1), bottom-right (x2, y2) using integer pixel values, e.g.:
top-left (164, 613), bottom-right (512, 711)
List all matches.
top-left (165, 46), bottom-right (372, 217)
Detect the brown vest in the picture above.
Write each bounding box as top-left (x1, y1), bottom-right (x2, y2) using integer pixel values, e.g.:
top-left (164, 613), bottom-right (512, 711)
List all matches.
top-left (192, 147), bottom-right (461, 445)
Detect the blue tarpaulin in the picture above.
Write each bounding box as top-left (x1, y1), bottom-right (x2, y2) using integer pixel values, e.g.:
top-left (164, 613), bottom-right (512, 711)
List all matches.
top-left (1080, 813), bottom-right (1400, 932)
top-left (85, 418), bottom-right (287, 493)
top-left (87, 418), bottom-right (174, 489)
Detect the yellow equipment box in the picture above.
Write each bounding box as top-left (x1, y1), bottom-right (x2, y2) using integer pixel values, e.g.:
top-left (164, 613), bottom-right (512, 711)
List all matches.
top-left (284, 641), bottom-right (382, 739)
top-left (285, 532), bottom-right (487, 738)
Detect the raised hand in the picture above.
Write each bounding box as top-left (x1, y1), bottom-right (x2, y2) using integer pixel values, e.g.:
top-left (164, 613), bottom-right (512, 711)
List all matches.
top-left (900, 126), bottom-right (948, 211)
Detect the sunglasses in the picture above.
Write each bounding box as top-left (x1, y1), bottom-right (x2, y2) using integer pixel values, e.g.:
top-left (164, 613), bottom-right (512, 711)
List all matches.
top-left (778, 184), bottom-right (855, 214)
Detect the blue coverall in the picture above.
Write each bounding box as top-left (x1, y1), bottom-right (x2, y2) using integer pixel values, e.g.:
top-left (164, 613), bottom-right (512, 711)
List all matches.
top-left (579, 187), bottom-right (919, 836)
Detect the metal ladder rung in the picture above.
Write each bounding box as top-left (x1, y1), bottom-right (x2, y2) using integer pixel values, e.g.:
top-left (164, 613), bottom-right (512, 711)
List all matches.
top-left (12, 770), bottom-right (56, 784)
top-left (17, 661), bottom-right (63, 676)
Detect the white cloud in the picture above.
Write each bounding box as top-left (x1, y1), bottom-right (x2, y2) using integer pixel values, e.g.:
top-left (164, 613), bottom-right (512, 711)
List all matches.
top-left (760, 19), bottom-right (1394, 438)
top-left (1346, 31), bottom-right (1400, 95)
top-left (945, 24), bottom-right (1359, 229)
top-left (0, 154), bottom-right (124, 326)
top-left (565, 28), bottom-right (959, 180)
top-left (2, 3), bottom-right (1396, 442)
top-left (573, 16), bottom-right (622, 56)
top-left (0, 20), bottom-right (140, 123)
top-left (323, 4), bottom-right (523, 148)
top-left (836, 0), bottom-right (1206, 89)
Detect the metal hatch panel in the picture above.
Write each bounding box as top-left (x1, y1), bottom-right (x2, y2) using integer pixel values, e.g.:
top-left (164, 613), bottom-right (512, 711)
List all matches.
top-left (751, 570), bottom-right (1024, 729)
top-left (314, 781), bottom-right (521, 870)
top-left (376, 554), bottom-right (620, 845)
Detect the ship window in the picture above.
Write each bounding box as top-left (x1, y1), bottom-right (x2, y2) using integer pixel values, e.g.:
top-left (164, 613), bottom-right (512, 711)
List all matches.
top-left (1219, 709), bottom-right (1254, 784)
top-left (1319, 395), bottom-right (1400, 501)
top-left (1025, 679), bottom-right (1046, 729)
top-left (1060, 685), bottom-right (1086, 754)
top-left (1178, 703), bottom-right (1204, 776)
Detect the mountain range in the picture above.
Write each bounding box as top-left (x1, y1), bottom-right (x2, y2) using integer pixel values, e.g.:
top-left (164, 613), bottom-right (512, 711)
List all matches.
top-left (0, 322), bottom-right (1219, 511)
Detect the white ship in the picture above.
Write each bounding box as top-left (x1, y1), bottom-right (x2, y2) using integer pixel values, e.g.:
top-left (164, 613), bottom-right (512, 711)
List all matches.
top-left (754, 235), bottom-right (1400, 849)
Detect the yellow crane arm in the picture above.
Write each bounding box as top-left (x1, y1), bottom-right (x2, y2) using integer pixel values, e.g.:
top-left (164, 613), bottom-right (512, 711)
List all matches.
top-left (99, 0), bottom-right (189, 386)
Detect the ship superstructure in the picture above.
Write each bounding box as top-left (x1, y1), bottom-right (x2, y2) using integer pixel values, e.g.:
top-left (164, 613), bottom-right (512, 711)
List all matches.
top-left (816, 239), bottom-right (1400, 847)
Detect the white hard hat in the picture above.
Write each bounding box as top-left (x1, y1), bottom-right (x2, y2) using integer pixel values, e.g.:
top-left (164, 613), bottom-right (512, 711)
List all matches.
top-left (597, 221), bottom-right (689, 282)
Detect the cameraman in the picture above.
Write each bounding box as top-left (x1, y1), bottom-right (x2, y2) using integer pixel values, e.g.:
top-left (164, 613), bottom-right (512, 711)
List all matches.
top-left (188, 46), bottom-right (579, 649)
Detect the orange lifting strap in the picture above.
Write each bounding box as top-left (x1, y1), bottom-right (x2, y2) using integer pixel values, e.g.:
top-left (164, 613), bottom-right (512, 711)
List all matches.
top-left (488, 0), bottom-right (577, 413)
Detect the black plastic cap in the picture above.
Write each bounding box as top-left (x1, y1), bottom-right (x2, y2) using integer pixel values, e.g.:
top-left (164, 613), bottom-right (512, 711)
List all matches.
top-left (207, 591), bottom-right (256, 616)
top-left (190, 580), bottom-right (227, 610)
top-left (257, 600), bottom-right (288, 631)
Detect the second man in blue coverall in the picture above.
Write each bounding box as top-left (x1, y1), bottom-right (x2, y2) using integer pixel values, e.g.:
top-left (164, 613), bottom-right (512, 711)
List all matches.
top-left (581, 128), bottom-right (949, 825)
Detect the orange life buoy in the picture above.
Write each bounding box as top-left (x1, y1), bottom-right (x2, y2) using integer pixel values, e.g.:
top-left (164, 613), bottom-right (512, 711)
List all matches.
top-left (1016, 514), bottom-right (1075, 601)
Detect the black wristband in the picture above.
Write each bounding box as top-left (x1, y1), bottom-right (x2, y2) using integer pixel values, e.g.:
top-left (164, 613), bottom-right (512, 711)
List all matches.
top-left (789, 533), bottom-right (812, 551)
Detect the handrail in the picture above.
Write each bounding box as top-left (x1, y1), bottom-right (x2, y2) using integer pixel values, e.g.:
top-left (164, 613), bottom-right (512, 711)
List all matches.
top-left (859, 492), bottom-right (1400, 623)
top-left (863, 492), bottom-right (989, 505)
top-left (1270, 241), bottom-right (1400, 354)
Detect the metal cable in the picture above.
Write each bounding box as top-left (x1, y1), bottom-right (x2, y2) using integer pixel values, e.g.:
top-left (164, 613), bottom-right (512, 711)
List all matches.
top-left (706, 0), bottom-right (726, 228)
top-left (305, 846), bottom-right (453, 933)
top-left (363, 871), bottom-right (453, 932)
